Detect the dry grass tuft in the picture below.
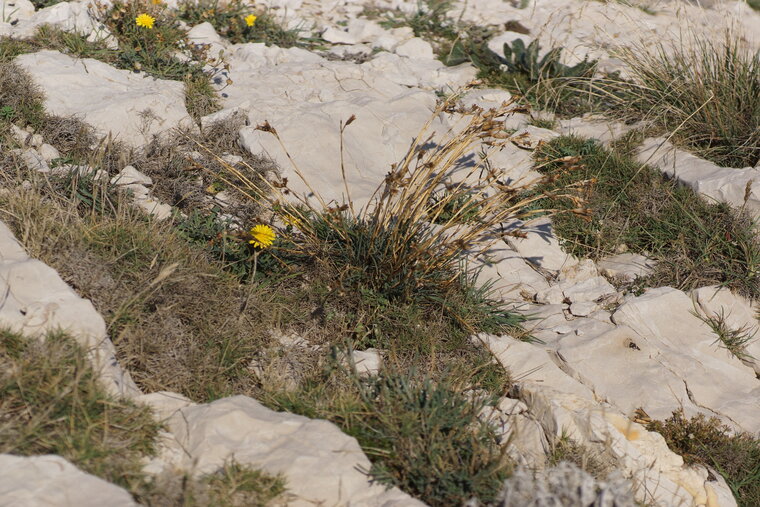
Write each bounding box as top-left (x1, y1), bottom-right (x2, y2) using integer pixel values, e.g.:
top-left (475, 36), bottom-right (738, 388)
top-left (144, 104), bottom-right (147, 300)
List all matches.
top-left (603, 32), bottom-right (760, 167)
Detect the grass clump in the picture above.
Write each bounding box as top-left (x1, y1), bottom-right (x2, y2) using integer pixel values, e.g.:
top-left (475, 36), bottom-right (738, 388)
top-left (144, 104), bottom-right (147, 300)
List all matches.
top-left (607, 34), bottom-right (760, 167)
top-left (531, 135), bottom-right (760, 298)
top-left (0, 328), bottom-right (160, 491)
top-left (647, 411), bottom-right (760, 506)
top-left (266, 363), bottom-right (510, 506)
top-left (697, 310), bottom-right (757, 362)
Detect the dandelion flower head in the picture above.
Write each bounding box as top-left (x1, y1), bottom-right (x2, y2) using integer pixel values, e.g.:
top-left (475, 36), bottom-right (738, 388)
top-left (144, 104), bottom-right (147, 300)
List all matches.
top-left (245, 14), bottom-right (257, 26)
top-left (249, 224), bottom-right (276, 249)
top-left (136, 13), bottom-right (155, 28)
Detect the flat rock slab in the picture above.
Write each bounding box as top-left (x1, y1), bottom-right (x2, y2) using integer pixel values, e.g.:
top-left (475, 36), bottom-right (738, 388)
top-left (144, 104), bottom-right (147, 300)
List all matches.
top-left (638, 137), bottom-right (760, 218)
top-left (214, 42), bottom-right (475, 209)
top-left (139, 393), bottom-right (425, 507)
top-left (0, 220), bottom-right (138, 397)
top-left (612, 287), bottom-right (760, 433)
top-left (0, 454), bottom-right (137, 507)
top-left (14, 50), bottom-right (193, 147)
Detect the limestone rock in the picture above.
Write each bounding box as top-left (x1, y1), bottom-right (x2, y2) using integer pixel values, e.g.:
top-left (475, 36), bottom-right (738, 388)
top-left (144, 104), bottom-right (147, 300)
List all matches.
top-left (0, 220), bottom-right (138, 397)
top-left (0, 454), bottom-right (137, 507)
top-left (496, 461), bottom-right (636, 507)
top-left (613, 287), bottom-right (760, 433)
top-left (138, 394), bottom-right (425, 507)
top-left (597, 253), bottom-right (655, 282)
top-left (351, 348), bottom-right (382, 376)
top-left (15, 51), bottom-right (193, 148)
top-left (111, 166), bottom-right (153, 186)
top-left (638, 137), bottom-right (760, 219)
top-left (692, 286), bottom-right (760, 374)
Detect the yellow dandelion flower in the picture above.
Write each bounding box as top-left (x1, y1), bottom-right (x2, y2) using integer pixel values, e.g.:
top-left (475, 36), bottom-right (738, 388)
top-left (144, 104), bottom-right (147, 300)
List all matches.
top-left (249, 224), bottom-right (276, 249)
top-left (151, 0), bottom-right (162, 4)
top-left (244, 14), bottom-right (257, 27)
top-left (135, 13), bottom-right (155, 29)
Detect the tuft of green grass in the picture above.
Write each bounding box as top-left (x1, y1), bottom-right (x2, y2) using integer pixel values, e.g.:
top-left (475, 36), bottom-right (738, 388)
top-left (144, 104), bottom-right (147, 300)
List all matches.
top-left (647, 411), bottom-right (760, 506)
top-left (696, 309), bottom-right (757, 362)
top-left (531, 135), bottom-right (760, 298)
top-left (605, 33), bottom-right (760, 167)
top-left (0, 328), bottom-right (161, 491)
top-left (200, 461), bottom-right (286, 507)
top-left (264, 363), bottom-right (511, 507)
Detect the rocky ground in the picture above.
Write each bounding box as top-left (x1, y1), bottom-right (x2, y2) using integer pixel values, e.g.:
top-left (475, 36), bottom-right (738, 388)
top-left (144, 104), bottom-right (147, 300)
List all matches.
top-left (1, 0), bottom-right (759, 505)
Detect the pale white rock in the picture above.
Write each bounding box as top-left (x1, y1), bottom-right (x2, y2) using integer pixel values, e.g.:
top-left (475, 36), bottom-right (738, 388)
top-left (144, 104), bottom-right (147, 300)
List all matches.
top-left (0, 221), bottom-right (139, 397)
top-left (134, 197), bottom-right (173, 220)
top-left (0, 454), bottom-right (137, 507)
top-left (187, 22), bottom-right (227, 59)
top-left (38, 143), bottom-right (61, 163)
top-left (535, 285), bottom-right (565, 305)
top-left (480, 407), bottom-right (549, 468)
top-left (561, 276), bottom-right (617, 303)
top-left (597, 253), bottom-right (655, 282)
top-left (613, 287), bottom-right (760, 433)
top-left (139, 394), bottom-right (425, 507)
top-left (458, 87), bottom-right (514, 111)
top-left (122, 183), bottom-right (150, 200)
top-left (18, 148), bottom-right (50, 173)
top-left (344, 18), bottom-right (387, 43)
top-left (569, 301), bottom-right (597, 317)
top-left (10, 124), bottom-right (33, 147)
top-left (200, 105), bottom-right (249, 130)
top-left (505, 217), bottom-right (579, 272)
top-left (0, 0), bottom-right (35, 23)
top-left (475, 333), bottom-right (595, 401)
top-left (351, 348), bottom-right (382, 376)
top-left (111, 166), bottom-right (153, 186)
top-left (558, 258), bottom-right (598, 284)
top-left (321, 26), bottom-right (360, 44)
top-left (514, 385), bottom-right (734, 507)
top-left (692, 285), bottom-right (760, 374)
top-left (16, 2), bottom-right (115, 46)
top-left (638, 137), bottom-right (760, 218)
top-left (497, 397), bottom-right (529, 416)
top-left (557, 115), bottom-right (637, 146)
top-left (474, 248), bottom-right (551, 302)
top-left (394, 37), bottom-right (434, 59)
top-left (15, 51), bottom-right (193, 148)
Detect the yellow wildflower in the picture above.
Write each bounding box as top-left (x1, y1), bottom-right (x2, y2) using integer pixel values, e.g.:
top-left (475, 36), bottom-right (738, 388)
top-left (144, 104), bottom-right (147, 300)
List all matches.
top-left (135, 13), bottom-right (155, 29)
top-left (244, 14), bottom-right (257, 27)
top-left (249, 224), bottom-right (276, 249)
top-left (151, 0), bottom-right (162, 4)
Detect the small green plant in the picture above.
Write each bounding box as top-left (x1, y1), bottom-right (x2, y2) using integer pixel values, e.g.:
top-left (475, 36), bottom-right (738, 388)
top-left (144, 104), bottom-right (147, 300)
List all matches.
top-left (696, 309), bottom-right (757, 361)
top-left (0, 104), bottom-right (14, 120)
top-left (647, 411), bottom-right (760, 506)
top-left (202, 461), bottom-right (286, 506)
top-left (497, 39), bottom-right (597, 82)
